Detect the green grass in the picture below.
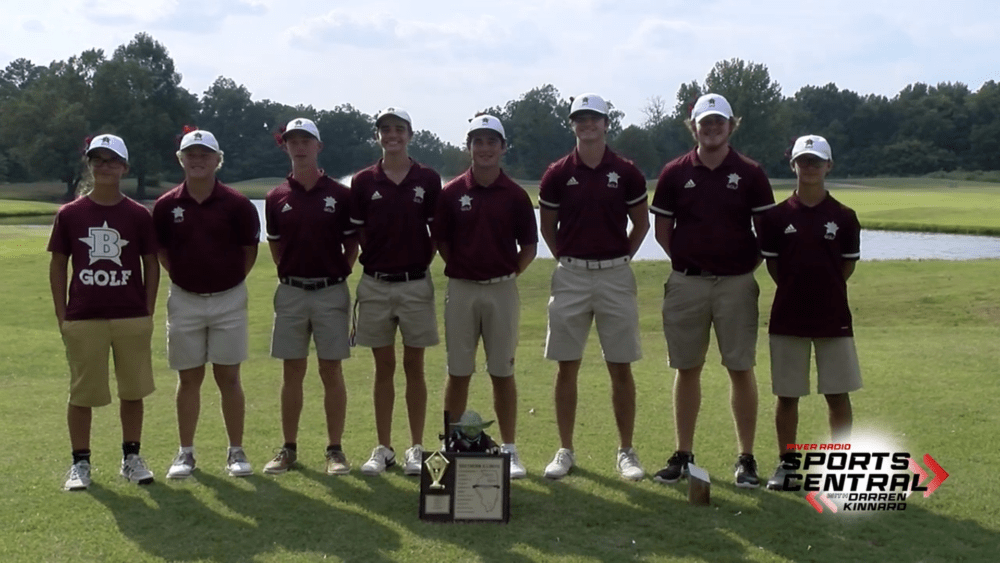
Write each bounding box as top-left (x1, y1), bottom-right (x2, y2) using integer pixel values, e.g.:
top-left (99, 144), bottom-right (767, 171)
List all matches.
top-left (1, 225), bottom-right (998, 562)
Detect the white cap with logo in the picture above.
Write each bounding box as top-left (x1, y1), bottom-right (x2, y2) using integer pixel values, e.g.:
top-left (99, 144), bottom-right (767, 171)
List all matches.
top-left (467, 115), bottom-right (506, 141)
top-left (87, 134), bottom-right (128, 162)
top-left (179, 129), bottom-right (221, 152)
top-left (691, 93), bottom-right (734, 122)
top-left (569, 93), bottom-right (608, 118)
top-left (791, 135), bottom-right (833, 161)
top-left (282, 117), bottom-right (321, 142)
top-left (375, 107), bottom-right (412, 127)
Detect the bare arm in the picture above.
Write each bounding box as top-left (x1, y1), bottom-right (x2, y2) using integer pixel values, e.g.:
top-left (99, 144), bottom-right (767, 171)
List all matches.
top-left (539, 208), bottom-right (559, 259)
top-left (157, 249), bottom-right (171, 274)
top-left (268, 241), bottom-right (280, 266)
top-left (142, 253), bottom-right (160, 316)
top-left (243, 244), bottom-right (259, 276)
top-left (765, 258), bottom-right (779, 284)
top-left (626, 202), bottom-right (650, 258)
top-left (516, 244), bottom-right (537, 275)
top-left (49, 253), bottom-right (69, 328)
top-left (654, 215), bottom-right (674, 259)
top-left (437, 240), bottom-right (451, 264)
top-left (344, 238), bottom-right (360, 270)
top-left (751, 215), bottom-right (765, 269)
top-left (843, 261), bottom-right (856, 281)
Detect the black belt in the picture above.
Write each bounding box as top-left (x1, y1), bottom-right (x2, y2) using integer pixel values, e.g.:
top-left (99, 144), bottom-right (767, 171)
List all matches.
top-left (674, 266), bottom-right (716, 277)
top-left (364, 269), bottom-right (427, 283)
top-left (280, 276), bottom-right (345, 290)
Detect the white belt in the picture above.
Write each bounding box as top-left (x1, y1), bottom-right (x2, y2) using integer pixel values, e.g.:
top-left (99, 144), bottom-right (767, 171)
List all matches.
top-left (559, 256), bottom-right (630, 270)
top-left (473, 273), bottom-right (516, 284)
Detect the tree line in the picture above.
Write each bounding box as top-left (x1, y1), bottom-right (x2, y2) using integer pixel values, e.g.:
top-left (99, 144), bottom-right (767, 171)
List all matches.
top-left (2, 33), bottom-right (999, 200)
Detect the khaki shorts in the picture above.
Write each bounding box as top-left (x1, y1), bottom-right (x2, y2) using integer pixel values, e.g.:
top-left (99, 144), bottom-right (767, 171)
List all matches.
top-left (353, 274), bottom-right (439, 349)
top-left (61, 316), bottom-right (155, 407)
top-left (662, 271), bottom-right (759, 370)
top-left (166, 282), bottom-right (249, 370)
top-left (445, 277), bottom-right (519, 377)
top-left (271, 281), bottom-right (351, 361)
top-left (769, 335), bottom-right (863, 397)
top-left (544, 259), bottom-right (642, 364)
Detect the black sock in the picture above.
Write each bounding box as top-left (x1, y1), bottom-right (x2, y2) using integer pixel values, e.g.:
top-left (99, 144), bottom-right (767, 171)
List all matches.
top-left (72, 449), bottom-right (91, 465)
top-left (283, 443), bottom-right (297, 451)
top-left (327, 444), bottom-right (342, 453)
top-left (123, 442), bottom-right (140, 458)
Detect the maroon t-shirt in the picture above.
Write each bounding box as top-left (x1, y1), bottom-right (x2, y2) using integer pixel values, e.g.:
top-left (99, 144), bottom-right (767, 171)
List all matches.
top-left (538, 147), bottom-right (647, 260)
top-left (650, 147), bottom-right (775, 275)
top-left (432, 168), bottom-right (538, 281)
top-left (350, 159), bottom-right (441, 273)
top-left (47, 196), bottom-right (157, 320)
top-left (153, 180), bottom-right (260, 294)
top-left (759, 192), bottom-right (860, 338)
top-left (265, 173), bottom-right (356, 279)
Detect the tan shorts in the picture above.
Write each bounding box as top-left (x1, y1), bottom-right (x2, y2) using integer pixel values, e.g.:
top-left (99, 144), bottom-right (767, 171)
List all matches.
top-left (166, 282), bottom-right (249, 370)
top-left (544, 258), bottom-right (642, 363)
top-left (769, 335), bottom-right (863, 397)
top-left (445, 277), bottom-right (519, 377)
top-left (271, 281), bottom-right (351, 361)
top-left (662, 271), bottom-right (759, 370)
top-left (61, 316), bottom-right (155, 407)
top-left (353, 274), bottom-right (439, 349)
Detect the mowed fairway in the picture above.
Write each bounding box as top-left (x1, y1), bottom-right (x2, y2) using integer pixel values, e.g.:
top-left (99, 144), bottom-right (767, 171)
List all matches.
top-left (0, 225), bottom-right (998, 562)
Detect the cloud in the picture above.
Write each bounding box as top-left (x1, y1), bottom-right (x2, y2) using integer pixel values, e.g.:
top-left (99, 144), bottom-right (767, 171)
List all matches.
top-left (80, 0), bottom-right (265, 33)
top-left (21, 19), bottom-right (45, 32)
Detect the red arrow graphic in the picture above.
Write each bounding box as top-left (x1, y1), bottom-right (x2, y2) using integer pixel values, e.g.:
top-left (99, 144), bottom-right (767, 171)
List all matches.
top-left (908, 454), bottom-right (949, 498)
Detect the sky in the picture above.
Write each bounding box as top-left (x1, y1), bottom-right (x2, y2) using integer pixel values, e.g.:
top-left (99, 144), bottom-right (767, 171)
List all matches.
top-left (3, 1), bottom-right (999, 147)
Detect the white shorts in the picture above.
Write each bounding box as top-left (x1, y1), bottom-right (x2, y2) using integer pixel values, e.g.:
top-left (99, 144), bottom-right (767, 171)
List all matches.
top-left (769, 335), bottom-right (863, 397)
top-left (271, 281), bottom-right (351, 361)
top-left (166, 282), bottom-right (249, 370)
top-left (353, 274), bottom-right (439, 349)
top-left (445, 277), bottom-right (519, 377)
top-left (544, 258), bottom-right (641, 364)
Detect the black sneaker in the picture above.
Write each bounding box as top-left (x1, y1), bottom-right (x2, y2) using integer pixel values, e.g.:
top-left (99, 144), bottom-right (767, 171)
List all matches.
top-left (734, 454), bottom-right (760, 489)
top-left (766, 458), bottom-right (797, 491)
top-left (653, 451), bottom-right (693, 484)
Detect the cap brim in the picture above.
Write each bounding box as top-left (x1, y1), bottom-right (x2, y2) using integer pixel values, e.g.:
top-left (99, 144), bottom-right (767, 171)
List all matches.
top-left (181, 142), bottom-right (219, 152)
top-left (86, 147), bottom-right (128, 162)
top-left (695, 110), bottom-right (731, 122)
top-left (569, 109), bottom-right (607, 118)
top-left (793, 150), bottom-right (831, 161)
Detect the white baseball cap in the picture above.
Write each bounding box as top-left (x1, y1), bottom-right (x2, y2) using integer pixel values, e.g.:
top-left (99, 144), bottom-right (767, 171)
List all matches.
top-left (691, 93), bottom-right (734, 122)
top-left (569, 93), bottom-right (608, 118)
top-left (86, 134), bottom-right (128, 162)
top-left (467, 114), bottom-right (506, 142)
top-left (282, 117), bottom-right (321, 142)
top-left (375, 107), bottom-right (412, 127)
top-left (179, 129), bottom-right (221, 152)
top-left (791, 135), bottom-right (833, 161)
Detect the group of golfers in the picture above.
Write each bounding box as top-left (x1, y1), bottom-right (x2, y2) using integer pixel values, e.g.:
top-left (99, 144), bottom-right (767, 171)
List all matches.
top-left (49, 92), bottom-right (862, 495)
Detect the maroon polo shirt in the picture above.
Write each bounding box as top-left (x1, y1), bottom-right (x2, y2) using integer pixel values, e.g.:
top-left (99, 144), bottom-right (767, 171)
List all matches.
top-left (759, 192), bottom-right (860, 338)
top-left (538, 146), bottom-right (647, 260)
top-left (432, 168), bottom-right (538, 281)
top-left (350, 159), bottom-right (441, 273)
top-left (153, 180), bottom-right (260, 294)
top-left (48, 196), bottom-right (157, 320)
top-left (650, 147), bottom-right (775, 275)
top-left (265, 173), bottom-right (356, 279)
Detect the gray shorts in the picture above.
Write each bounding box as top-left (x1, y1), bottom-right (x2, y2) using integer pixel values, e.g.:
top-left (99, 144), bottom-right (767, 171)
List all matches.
top-left (544, 258), bottom-right (642, 364)
top-left (271, 281), bottom-right (351, 361)
top-left (166, 282), bottom-right (249, 370)
top-left (769, 335), bottom-right (863, 397)
top-left (445, 277), bottom-right (519, 377)
top-left (662, 271), bottom-right (759, 371)
top-left (353, 274), bottom-right (439, 349)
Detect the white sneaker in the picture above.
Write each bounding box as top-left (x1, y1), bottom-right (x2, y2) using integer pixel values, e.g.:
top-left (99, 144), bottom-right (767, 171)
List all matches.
top-left (64, 460), bottom-right (91, 491)
top-left (403, 444), bottom-right (424, 476)
top-left (166, 450), bottom-right (196, 479)
top-left (226, 448), bottom-right (253, 477)
top-left (121, 454), bottom-right (155, 485)
top-left (501, 444), bottom-right (526, 479)
top-left (360, 445), bottom-right (396, 475)
top-left (544, 448), bottom-right (575, 479)
top-left (617, 447), bottom-right (645, 481)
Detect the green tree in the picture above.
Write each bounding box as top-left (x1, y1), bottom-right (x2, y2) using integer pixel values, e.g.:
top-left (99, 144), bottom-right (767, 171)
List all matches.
top-left (489, 84), bottom-right (574, 179)
top-left (611, 125), bottom-right (659, 178)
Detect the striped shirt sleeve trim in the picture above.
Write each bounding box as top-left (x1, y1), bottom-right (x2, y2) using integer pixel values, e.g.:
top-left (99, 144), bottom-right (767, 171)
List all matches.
top-left (626, 193), bottom-right (648, 206)
top-left (751, 203), bottom-right (777, 213)
top-left (350, 217), bottom-right (364, 225)
top-left (842, 252), bottom-right (861, 259)
top-left (344, 228), bottom-right (358, 236)
top-left (649, 205), bottom-right (674, 217)
top-left (761, 250), bottom-right (779, 257)
top-left (538, 198), bottom-right (559, 209)
top-left (266, 234), bottom-right (280, 241)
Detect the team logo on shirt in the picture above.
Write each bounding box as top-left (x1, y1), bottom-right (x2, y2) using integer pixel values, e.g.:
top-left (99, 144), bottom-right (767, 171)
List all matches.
top-left (727, 173), bottom-right (741, 190)
top-left (172, 206), bottom-right (185, 223)
top-left (413, 187), bottom-right (425, 203)
top-left (825, 221), bottom-right (839, 240)
top-left (323, 197), bottom-right (336, 213)
top-left (684, 180), bottom-right (696, 189)
top-left (459, 195), bottom-right (473, 211)
top-left (567, 177), bottom-right (579, 186)
top-left (606, 172), bottom-right (620, 188)
top-left (784, 224), bottom-right (797, 234)
top-left (79, 221), bottom-right (129, 266)
top-left (371, 191), bottom-right (383, 200)
top-left (282, 203), bottom-right (293, 213)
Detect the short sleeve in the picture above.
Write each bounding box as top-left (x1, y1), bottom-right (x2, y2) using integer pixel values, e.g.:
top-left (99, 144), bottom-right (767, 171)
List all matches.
top-left (538, 164), bottom-right (561, 210)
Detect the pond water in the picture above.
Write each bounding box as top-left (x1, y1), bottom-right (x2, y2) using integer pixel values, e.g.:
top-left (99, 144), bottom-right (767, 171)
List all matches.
top-left (252, 201), bottom-right (999, 261)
